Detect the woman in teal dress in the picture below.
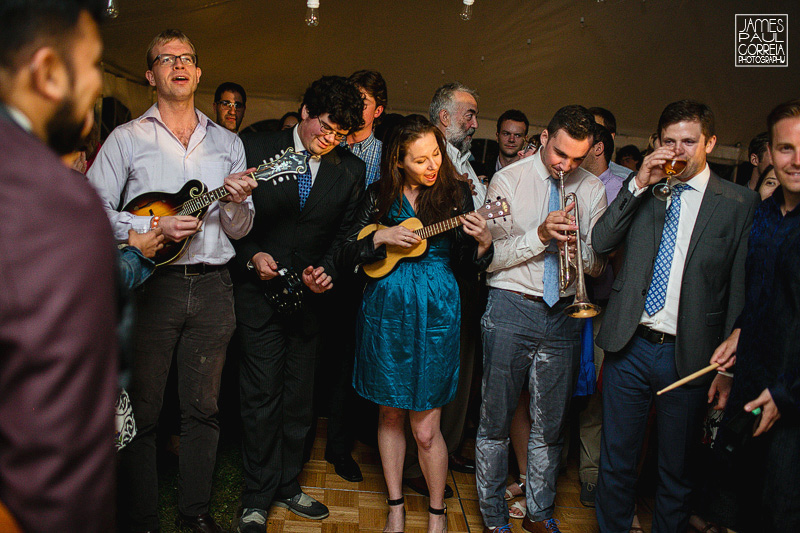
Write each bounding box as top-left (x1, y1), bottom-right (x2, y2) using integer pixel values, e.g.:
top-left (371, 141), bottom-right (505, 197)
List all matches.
top-left (340, 115), bottom-right (492, 533)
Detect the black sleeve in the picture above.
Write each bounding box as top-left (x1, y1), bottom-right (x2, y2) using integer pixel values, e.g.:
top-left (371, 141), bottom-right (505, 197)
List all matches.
top-left (451, 181), bottom-right (494, 276)
top-left (331, 184), bottom-right (387, 274)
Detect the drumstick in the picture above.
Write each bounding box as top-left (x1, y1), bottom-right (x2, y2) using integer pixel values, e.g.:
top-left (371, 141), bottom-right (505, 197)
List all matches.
top-left (656, 363), bottom-right (720, 395)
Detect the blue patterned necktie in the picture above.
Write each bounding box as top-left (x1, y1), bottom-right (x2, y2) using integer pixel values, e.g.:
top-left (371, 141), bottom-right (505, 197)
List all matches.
top-left (644, 183), bottom-right (691, 315)
top-left (298, 150), bottom-right (312, 209)
top-left (543, 177), bottom-right (561, 307)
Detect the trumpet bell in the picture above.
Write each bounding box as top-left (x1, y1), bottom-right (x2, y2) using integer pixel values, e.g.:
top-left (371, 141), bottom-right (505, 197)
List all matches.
top-left (565, 302), bottom-right (601, 318)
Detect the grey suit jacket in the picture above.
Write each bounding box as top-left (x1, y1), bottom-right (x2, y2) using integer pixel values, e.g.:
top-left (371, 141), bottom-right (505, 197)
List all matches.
top-left (592, 172), bottom-right (759, 379)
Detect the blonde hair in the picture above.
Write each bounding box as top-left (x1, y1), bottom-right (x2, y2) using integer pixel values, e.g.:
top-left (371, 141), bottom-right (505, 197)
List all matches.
top-left (146, 29), bottom-right (196, 68)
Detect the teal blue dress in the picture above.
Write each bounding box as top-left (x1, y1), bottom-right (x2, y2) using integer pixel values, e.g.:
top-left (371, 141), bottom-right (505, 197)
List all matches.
top-left (353, 196), bottom-right (460, 411)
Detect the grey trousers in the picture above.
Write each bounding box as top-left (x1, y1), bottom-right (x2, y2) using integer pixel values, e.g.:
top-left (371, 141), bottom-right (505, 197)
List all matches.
top-left (476, 289), bottom-right (581, 527)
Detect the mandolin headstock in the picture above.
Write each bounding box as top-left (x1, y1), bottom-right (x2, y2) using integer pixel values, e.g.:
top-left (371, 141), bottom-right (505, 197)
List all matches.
top-left (252, 147), bottom-right (307, 185)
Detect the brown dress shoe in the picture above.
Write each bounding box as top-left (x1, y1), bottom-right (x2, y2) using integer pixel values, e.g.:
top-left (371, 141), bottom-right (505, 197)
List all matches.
top-left (175, 512), bottom-right (224, 533)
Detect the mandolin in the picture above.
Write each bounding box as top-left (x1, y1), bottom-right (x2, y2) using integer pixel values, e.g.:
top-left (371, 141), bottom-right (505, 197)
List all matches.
top-left (357, 197), bottom-right (510, 279)
top-left (123, 148), bottom-right (307, 266)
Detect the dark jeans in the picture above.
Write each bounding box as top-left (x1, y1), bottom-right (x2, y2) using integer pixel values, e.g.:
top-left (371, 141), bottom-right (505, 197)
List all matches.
top-left (597, 336), bottom-right (706, 533)
top-left (476, 289), bottom-right (581, 526)
top-left (118, 268), bottom-right (235, 531)
top-left (238, 308), bottom-right (320, 510)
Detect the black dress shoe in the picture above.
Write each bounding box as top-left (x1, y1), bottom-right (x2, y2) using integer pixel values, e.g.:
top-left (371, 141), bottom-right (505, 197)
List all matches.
top-left (403, 475), bottom-right (454, 499)
top-left (175, 512), bottom-right (224, 533)
top-left (448, 453), bottom-right (476, 474)
top-left (325, 452), bottom-right (363, 482)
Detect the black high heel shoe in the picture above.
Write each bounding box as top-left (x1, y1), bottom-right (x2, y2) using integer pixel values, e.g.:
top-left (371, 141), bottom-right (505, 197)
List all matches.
top-left (384, 496), bottom-right (405, 533)
top-left (428, 503), bottom-right (447, 533)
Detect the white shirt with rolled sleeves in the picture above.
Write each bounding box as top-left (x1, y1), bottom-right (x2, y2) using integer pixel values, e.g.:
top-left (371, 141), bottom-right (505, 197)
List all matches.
top-left (87, 104), bottom-right (254, 265)
top-left (446, 141), bottom-right (486, 209)
top-left (629, 164), bottom-right (710, 336)
top-left (485, 149), bottom-right (607, 298)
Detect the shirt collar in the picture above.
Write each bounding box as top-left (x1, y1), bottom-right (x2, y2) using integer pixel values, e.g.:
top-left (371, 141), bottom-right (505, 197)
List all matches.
top-left (533, 149), bottom-right (553, 182)
top-left (671, 163), bottom-right (710, 194)
top-left (140, 103), bottom-right (209, 131)
top-left (446, 141), bottom-right (470, 169)
top-left (2, 104), bottom-right (33, 133)
top-left (343, 131), bottom-right (376, 150)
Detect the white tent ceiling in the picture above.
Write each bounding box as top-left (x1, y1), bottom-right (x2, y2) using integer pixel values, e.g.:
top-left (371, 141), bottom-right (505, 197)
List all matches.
top-left (100, 0), bottom-right (798, 153)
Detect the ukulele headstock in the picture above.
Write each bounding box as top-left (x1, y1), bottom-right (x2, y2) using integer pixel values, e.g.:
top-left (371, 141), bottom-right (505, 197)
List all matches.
top-left (479, 196), bottom-right (511, 223)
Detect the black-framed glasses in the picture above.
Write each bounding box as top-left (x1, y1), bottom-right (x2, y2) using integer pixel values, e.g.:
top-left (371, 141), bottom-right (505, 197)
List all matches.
top-left (216, 100), bottom-right (244, 110)
top-left (150, 53), bottom-right (197, 69)
top-left (317, 117), bottom-right (348, 142)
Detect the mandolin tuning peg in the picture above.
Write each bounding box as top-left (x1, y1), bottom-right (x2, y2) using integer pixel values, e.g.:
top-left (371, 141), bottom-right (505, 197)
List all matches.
top-left (262, 159), bottom-right (268, 166)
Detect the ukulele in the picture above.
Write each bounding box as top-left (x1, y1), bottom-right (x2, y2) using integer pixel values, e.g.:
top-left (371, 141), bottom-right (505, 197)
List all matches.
top-left (357, 197), bottom-right (510, 279)
top-left (123, 148), bottom-right (307, 266)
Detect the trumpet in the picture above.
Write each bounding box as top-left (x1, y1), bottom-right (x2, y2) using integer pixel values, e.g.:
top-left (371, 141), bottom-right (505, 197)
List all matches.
top-left (556, 169), bottom-right (601, 318)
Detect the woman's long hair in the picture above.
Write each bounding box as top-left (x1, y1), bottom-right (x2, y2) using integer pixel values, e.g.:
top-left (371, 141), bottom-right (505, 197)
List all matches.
top-left (375, 114), bottom-right (462, 225)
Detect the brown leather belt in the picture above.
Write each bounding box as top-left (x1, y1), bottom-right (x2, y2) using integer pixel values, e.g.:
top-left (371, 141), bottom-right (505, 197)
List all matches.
top-left (163, 264), bottom-right (226, 276)
top-left (506, 289), bottom-right (570, 304)
top-left (507, 289), bottom-right (546, 302)
top-left (636, 324), bottom-right (675, 344)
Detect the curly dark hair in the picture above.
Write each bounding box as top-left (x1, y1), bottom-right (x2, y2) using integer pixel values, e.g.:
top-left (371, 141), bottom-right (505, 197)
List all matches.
top-left (376, 114), bottom-right (463, 225)
top-left (301, 76), bottom-right (364, 134)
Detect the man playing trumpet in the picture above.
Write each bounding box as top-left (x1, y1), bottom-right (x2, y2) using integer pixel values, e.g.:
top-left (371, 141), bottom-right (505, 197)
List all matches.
top-left (476, 105), bottom-right (607, 533)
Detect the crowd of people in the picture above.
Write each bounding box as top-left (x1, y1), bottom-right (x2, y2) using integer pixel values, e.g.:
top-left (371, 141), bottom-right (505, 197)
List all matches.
top-left (1, 2), bottom-right (799, 533)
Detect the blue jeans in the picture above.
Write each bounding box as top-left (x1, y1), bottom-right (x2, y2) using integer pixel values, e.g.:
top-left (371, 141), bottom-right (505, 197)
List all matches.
top-left (476, 288), bottom-right (581, 526)
top-left (597, 336), bottom-right (706, 533)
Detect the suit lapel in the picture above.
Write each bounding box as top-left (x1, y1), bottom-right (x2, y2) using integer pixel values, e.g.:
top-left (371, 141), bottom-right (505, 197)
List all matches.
top-left (685, 173), bottom-right (722, 265)
top-left (301, 149), bottom-right (341, 216)
top-left (267, 129), bottom-right (300, 212)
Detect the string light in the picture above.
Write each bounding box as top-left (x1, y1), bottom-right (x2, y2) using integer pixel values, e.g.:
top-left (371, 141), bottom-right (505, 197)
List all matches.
top-left (460, 0), bottom-right (474, 21)
top-left (106, 0), bottom-right (119, 19)
top-left (305, 0), bottom-right (320, 27)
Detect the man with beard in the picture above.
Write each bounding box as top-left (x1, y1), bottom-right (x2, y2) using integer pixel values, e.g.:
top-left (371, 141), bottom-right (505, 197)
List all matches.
top-left (477, 105), bottom-right (607, 533)
top-left (88, 29), bottom-right (257, 533)
top-left (0, 1), bottom-right (118, 531)
top-left (430, 82), bottom-right (485, 208)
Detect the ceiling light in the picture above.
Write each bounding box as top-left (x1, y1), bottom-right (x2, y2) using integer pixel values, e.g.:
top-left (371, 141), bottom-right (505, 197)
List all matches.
top-left (460, 0), bottom-right (474, 21)
top-left (305, 0), bottom-right (320, 27)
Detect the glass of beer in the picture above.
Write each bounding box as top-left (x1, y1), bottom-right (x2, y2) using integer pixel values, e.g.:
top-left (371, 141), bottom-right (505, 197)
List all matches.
top-left (652, 159), bottom-right (687, 201)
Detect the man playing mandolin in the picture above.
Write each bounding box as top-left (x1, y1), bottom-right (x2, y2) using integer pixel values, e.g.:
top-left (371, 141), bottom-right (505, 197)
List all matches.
top-left (88, 29), bottom-right (256, 533)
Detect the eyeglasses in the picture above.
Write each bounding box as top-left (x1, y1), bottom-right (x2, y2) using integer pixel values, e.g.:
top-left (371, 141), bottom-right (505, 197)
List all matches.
top-left (216, 100), bottom-right (244, 110)
top-left (317, 117), bottom-right (348, 142)
top-left (150, 53), bottom-right (197, 68)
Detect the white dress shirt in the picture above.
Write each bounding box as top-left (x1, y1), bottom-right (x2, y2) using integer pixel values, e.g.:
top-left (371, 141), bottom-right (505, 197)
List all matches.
top-left (485, 150), bottom-right (608, 297)
top-left (88, 104), bottom-right (253, 265)
top-left (631, 164), bottom-right (711, 335)
top-left (446, 141), bottom-right (486, 209)
top-left (292, 124), bottom-right (321, 183)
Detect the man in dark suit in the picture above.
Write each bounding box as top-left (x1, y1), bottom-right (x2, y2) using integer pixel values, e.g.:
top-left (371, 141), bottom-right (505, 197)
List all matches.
top-left (592, 100), bottom-right (759, 533)
top-left (0, 2), bottom-right (119, 531)
top-left (232, 75), bottom-right (365, 531)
